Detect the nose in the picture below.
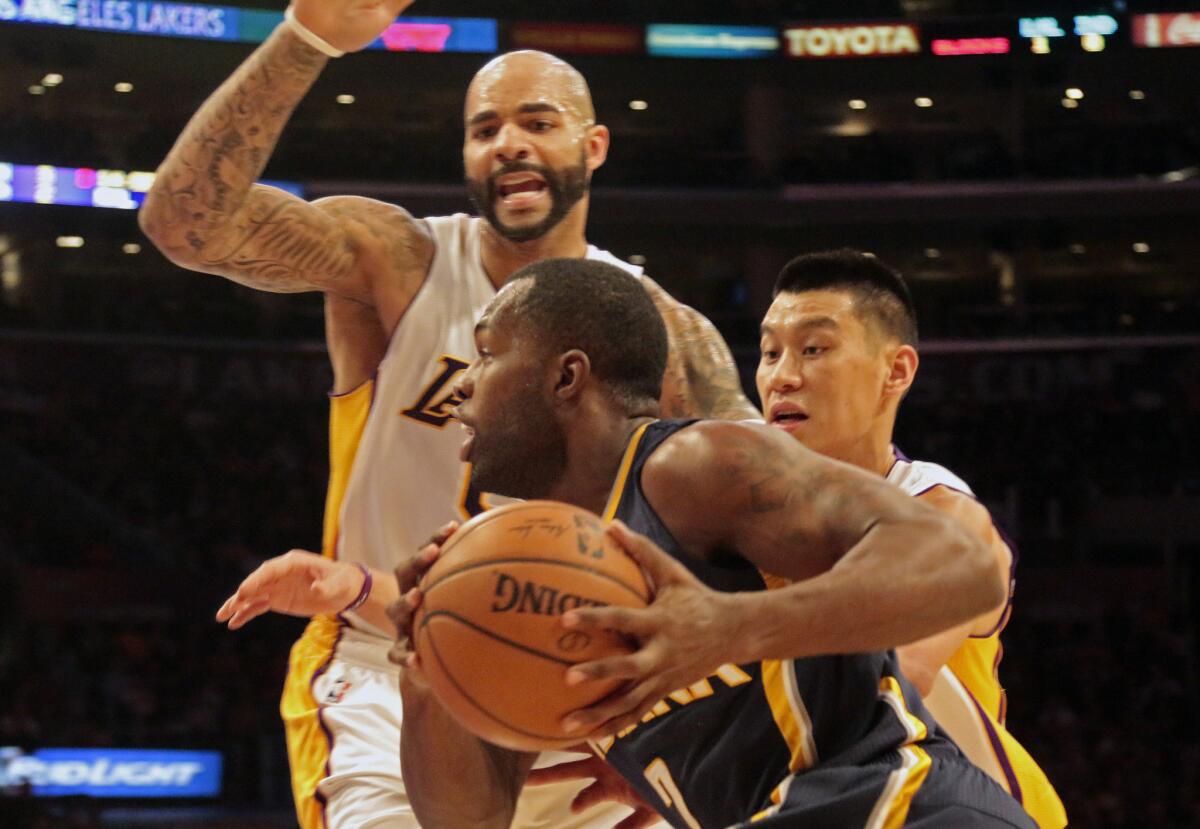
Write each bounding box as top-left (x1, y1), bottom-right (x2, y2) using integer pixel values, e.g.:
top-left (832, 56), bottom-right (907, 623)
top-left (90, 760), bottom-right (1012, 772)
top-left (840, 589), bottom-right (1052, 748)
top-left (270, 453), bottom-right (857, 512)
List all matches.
top-left (453, 363), bottom-right (476, 401)
top-left (493, 121), bottom-right (531, 164)
top-left (764, 352), bottom-right (803, 395)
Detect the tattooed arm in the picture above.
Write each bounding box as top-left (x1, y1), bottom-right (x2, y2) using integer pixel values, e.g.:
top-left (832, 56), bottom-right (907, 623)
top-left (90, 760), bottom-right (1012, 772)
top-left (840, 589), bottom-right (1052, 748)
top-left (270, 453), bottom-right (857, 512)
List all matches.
top-left (140, 2), bottom-right (429, 325)
top-left (643, 421), bottom-right (1006, 658)
top-left (641, 277), bottom-right (760, 421)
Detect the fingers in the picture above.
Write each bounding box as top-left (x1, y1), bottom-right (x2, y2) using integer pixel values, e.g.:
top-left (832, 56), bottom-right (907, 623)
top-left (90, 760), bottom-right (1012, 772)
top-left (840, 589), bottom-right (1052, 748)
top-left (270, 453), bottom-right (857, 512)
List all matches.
top-left (225, 598), bottom-right (272, 630)
top-left (429, 520), bottom-right (459, 547)
top-left (524, 757), bottom-right (601, 787)
top-left (386, 587), bottom-right (423, 647)
top-left (394, 523), bottom-right (453, 594)
top-left (562, 604), bottom-right (654, 639)
top-left (615, 808), bottom-right (664, 829)
top-left (605, 520), bottom-right (693, 592)
top-left (565, 651), bottom-right (655, 687)
top-left (561, 681), bottom-right (661, 738)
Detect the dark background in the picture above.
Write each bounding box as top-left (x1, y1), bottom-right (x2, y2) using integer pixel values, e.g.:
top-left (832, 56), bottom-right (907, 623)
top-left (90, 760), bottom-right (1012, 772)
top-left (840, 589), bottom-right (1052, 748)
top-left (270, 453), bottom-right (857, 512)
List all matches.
top-left (1, 1), bottom-right (1198, 826)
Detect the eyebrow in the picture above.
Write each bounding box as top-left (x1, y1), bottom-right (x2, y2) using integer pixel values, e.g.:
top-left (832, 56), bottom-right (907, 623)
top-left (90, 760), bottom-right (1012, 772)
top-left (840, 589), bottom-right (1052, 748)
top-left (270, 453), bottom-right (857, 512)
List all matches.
top-left (760, 316), bottom-right (840, 336)
top-left (467, 102), bottom-right (563, 127)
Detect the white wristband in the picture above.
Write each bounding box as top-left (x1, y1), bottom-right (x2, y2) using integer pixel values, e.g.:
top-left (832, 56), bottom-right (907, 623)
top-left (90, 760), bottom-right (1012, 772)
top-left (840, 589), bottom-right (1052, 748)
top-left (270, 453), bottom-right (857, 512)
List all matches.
top-left (284, 6), bottom-right (345, 58)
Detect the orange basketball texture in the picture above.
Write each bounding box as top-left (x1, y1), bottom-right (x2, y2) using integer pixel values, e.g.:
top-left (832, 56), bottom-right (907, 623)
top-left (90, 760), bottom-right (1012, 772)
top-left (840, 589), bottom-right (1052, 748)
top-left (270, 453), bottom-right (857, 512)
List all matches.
top-left (413, 500), bottom-right (650, 751)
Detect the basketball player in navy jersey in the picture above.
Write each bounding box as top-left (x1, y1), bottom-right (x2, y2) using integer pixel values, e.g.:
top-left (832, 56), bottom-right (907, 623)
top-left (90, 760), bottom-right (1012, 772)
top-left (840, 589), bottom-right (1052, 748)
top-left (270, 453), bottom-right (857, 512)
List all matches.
top-left (390, 258), bottom-right (1035, 828)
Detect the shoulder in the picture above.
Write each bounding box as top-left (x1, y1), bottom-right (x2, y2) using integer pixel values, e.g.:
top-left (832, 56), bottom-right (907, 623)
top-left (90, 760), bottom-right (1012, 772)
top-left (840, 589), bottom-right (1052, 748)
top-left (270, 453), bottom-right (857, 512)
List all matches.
top-left (642, 420), bottom-right (807, 506)
top-left (312, 197), bottom-right (435, 325)
top-left (887, 457), bottom-right (974, 497)
top-left (914, 485), bottom-right (999, 549)
top-left (312, 196), bottom-right (432, 242)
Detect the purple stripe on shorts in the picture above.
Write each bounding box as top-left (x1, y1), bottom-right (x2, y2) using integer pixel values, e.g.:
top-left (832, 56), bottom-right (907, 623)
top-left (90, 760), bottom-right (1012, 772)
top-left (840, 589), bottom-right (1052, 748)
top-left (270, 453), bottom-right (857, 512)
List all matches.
top-left (310, 622), bottom-right (345, 825)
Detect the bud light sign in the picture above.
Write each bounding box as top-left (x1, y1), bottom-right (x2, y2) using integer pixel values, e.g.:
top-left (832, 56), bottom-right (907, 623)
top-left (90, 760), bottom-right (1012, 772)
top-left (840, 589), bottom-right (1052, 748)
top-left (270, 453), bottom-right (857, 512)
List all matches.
top-left (1, 748), bottom-right (222, 797)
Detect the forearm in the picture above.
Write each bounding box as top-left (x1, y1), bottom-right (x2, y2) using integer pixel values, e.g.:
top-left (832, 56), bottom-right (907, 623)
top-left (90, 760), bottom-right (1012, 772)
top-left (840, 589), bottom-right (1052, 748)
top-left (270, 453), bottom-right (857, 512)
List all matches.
top-left (141, 25), bottom-right (326, 262)
top-left (733, 517), bottom-right (1004, 663)
top-left (400, 676), bottom-right (530, 828)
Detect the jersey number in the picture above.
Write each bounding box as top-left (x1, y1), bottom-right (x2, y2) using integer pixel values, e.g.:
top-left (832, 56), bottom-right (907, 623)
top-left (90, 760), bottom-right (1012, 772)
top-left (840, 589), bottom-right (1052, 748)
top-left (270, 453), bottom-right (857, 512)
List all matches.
top-left (644, 758), bottom-right (701, 829)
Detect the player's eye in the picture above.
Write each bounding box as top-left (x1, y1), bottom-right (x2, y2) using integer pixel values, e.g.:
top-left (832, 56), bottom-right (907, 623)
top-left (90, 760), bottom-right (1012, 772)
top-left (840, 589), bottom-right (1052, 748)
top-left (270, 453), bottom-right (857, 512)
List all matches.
top-left (530, 120), bottom-right (553, 131)
top-left (803, 346), bottom-right (826, 357)
top-left (474, 126), bottom-right (497, 140)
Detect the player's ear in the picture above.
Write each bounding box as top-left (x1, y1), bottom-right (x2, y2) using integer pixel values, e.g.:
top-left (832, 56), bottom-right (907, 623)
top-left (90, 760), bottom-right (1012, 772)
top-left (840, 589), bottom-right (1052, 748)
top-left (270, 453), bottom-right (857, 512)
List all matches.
top-left (884, 344), bottom-right (918, 398)
top-left (584, 124), bottom-right (609, 173)
top-left (554, 350), bottom-right (591, 402)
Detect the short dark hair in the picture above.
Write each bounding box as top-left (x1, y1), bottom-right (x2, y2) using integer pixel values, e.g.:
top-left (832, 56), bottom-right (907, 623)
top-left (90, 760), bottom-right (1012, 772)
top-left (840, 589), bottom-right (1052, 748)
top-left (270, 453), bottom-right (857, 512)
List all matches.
top-left (774, 248), bottom-right (918, 346)
top-left (503, 258), bottom-right (667, 409)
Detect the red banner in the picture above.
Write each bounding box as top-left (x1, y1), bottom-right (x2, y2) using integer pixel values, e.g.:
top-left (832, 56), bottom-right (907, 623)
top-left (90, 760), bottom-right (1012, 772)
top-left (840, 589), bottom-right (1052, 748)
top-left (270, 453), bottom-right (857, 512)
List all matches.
top-left (508, 22), bottom-right (642, 55)
top-left (1131, 13), bottom-right (1200, 48)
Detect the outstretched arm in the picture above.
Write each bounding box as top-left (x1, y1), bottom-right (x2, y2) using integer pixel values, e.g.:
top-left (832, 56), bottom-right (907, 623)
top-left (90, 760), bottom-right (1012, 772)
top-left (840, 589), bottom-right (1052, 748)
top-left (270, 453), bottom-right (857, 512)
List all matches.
top-left (641, 277), bottom-right (759, 421)
top-left (139, 0), bottom-right (427, 313)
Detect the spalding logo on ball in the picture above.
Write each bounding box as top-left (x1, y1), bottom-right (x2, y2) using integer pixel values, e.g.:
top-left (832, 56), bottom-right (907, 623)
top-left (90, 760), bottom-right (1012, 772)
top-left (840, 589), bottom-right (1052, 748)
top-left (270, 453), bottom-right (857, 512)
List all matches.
top-left (413, 500), bottom-right (650, 751)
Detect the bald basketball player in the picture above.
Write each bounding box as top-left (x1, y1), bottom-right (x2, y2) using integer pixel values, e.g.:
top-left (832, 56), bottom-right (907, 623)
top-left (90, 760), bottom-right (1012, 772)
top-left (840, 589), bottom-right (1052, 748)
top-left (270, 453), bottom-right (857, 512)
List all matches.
top-left (755, 250), bottom-right (1065, 828)
top-left (145, 2), bottom-right (755, 828)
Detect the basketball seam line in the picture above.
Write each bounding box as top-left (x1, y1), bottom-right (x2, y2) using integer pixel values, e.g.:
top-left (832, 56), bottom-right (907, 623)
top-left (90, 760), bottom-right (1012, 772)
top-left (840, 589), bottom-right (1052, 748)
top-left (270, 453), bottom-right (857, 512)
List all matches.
top-left (422, 615), bottom-right (587, 745)
top-left (419, 608), bottom-right (578, 667)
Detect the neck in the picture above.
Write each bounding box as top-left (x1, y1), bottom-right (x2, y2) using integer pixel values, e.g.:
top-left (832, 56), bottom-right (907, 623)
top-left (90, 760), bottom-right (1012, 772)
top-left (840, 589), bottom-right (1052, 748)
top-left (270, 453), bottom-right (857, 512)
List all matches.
top-left (826, 414), bottom-right (898, 478)
top-left (478, 200), bottom-right (591, 289)
top-left (546, 411), bottom-right (654, 516)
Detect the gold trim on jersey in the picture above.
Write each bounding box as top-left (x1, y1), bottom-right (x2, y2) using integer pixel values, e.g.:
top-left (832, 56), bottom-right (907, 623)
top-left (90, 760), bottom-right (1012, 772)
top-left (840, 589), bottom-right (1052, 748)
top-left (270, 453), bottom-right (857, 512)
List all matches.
top-left (865, 745), bottom-right (932, 829)
top-left (761, 659), bottom-right (818, 773)
top-left (601, 421), bottom-right (653, 520)
top-left (878, 675), bottom-right (928, 744)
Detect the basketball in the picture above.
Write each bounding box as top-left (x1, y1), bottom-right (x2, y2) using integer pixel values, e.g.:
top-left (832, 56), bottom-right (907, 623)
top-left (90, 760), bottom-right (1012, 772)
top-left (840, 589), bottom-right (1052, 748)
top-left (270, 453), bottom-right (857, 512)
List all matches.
top-left (412, 500), bottom-right (650, 751)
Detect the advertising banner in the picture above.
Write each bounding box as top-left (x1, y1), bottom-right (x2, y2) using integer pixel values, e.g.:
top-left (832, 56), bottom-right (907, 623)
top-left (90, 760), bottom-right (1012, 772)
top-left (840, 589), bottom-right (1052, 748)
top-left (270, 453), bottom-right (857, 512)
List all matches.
top-left (782, 23), bottom-right (920, 58)
top-left (646, 24), bottom-right (779, 58)
top-left (1132, 13), bottom-right (1200, 47)
top-left (1, 748), bottom-right (222, 798)
top-left (509, 22), bottom-right (641, 55)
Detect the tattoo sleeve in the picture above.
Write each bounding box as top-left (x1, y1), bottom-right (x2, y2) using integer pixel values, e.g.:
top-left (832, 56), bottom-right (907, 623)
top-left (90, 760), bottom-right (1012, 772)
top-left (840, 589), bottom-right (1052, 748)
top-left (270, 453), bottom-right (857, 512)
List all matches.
top-left (139, 25), bottom-right (357, 294)
top-left (642, 279), bottom-right (760, 421)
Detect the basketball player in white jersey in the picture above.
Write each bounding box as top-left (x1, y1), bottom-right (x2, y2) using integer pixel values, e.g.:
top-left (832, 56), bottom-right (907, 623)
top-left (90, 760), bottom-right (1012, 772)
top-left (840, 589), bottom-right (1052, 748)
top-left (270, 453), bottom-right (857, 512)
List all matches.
top-left (142, 1), bottom-right (755, 826)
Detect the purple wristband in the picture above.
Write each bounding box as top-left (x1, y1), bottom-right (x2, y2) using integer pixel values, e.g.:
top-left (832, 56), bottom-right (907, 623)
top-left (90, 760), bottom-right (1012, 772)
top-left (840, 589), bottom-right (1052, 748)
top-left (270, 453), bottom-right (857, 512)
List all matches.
top-left (342, 563), bottom-right (372, 613)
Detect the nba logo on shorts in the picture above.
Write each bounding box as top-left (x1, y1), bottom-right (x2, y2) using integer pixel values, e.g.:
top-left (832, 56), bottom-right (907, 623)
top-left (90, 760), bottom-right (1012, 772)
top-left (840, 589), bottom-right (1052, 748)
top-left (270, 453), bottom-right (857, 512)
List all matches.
top-left (325, 676), bottom-right (352, 704)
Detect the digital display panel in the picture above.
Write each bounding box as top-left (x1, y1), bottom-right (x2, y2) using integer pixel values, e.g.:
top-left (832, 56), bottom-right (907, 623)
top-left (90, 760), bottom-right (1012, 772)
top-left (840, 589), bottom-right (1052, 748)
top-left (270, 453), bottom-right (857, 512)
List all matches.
top-left (646, 24), bottom-right (779, 58)
top-left (0, 1), bottom-right (497, 51)
top-left (0, 162), bottom-right (302, 210)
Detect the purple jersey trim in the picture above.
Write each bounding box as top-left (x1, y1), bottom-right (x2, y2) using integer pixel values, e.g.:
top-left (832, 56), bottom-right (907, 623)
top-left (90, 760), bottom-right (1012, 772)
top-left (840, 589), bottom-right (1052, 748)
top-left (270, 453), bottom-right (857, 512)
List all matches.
top-left (964, 683), bottom-right (1023, 806)
top-left (310, 621), bottom-right (345, 825)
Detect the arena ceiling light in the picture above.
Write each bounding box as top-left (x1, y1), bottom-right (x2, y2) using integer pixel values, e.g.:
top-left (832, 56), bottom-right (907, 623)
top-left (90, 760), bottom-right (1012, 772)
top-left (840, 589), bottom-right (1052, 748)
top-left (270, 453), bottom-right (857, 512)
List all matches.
top-left (56, 236), bottom-right (84, 248)
top-left (28, 85), bottom-right (44, 96)
top-left (628, 100), bottom-right (648, 111)
top-left (122, 243), bottom-right (142, 255)
top-left (336, 93), bottom-right (356, 105)
top-left (1132, 242), bottom-right (1150, 254)
top-left (914, 97), bottom-right (933, 108)
top-left (848, 99), bottom-right (867, 110)
top-left (1129, 89), bottom-right (1146, 101)
top-left (1069, 244), bottom-right (1086, 255)
top-left (114, 82), bottom-right (134, 93)
top-left (42, 73), bottom-right (63, 87)
top-left (1065, 88), bottom-right (1084, 100)
top-left (1061, 98), bottom-right (1078, 109)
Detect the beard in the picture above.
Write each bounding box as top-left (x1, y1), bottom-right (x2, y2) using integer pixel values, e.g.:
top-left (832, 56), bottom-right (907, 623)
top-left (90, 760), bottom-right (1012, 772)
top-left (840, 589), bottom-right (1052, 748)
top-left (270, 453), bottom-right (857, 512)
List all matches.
top-left (466, 153), bottom-right (589, 243)
top-left (468, 384), bottom-right (568, 500)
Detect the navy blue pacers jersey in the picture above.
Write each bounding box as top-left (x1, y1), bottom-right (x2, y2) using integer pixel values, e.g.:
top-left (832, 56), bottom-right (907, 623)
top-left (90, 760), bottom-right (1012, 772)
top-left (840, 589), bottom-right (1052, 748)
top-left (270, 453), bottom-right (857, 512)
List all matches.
top-left (592, 421), bottom-right (1036, 829)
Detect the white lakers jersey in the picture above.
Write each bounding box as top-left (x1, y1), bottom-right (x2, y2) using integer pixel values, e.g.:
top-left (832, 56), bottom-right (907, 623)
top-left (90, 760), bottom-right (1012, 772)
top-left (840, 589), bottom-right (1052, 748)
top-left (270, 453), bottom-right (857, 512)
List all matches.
top-left (886, 453), bottom-right (973, 498)
top-left (335, 213), bottom-right (641, 635)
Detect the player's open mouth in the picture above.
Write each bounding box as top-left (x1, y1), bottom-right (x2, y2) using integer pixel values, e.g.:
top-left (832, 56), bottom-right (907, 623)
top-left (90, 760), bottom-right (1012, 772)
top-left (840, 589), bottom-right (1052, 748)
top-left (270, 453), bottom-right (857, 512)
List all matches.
top-left (496, 174), bottom-right (548, 207)
top-left (768, 403), bottom-right (808, 432)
